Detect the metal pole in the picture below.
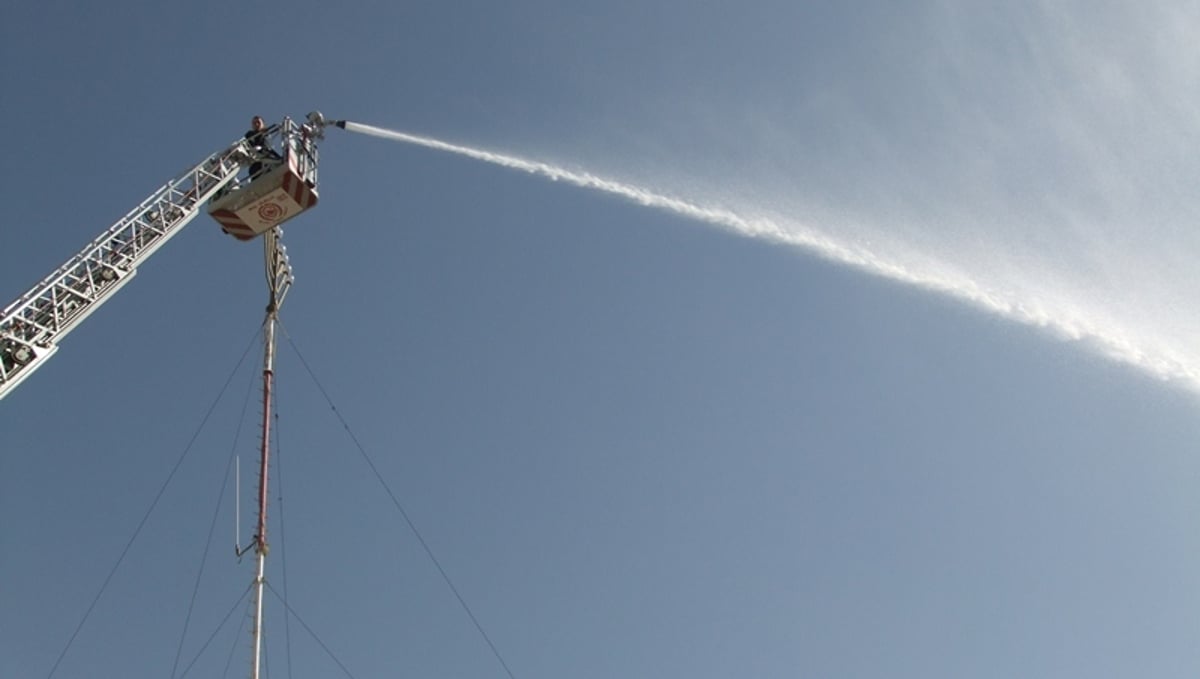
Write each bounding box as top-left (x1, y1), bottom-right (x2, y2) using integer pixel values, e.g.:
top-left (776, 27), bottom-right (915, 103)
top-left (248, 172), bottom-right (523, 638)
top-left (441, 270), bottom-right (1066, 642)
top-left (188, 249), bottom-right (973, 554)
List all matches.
top-left (250, 316), bottom-right (274, 679)
top-left (249, 228), bottom-right (292, 679)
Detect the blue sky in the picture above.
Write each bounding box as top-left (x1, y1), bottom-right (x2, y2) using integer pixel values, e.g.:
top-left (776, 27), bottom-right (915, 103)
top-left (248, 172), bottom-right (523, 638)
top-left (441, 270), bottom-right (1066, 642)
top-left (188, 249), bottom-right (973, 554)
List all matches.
top-left (4, 2), bottom-right (1200, 678)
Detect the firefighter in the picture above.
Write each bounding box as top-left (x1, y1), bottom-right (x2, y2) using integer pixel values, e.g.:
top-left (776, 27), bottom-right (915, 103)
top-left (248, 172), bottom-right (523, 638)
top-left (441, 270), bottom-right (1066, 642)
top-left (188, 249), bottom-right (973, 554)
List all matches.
top-left (245, 116), bottom-right (279, 179)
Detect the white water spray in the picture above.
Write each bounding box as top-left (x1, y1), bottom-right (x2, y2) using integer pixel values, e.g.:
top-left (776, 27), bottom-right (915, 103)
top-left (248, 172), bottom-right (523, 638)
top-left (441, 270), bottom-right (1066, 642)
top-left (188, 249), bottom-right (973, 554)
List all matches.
top-left (343, 121), bottom-right (1200, 390)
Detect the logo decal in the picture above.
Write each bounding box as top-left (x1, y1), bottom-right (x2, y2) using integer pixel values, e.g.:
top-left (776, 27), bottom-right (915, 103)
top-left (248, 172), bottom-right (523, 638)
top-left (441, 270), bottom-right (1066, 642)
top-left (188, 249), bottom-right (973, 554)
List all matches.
top-left (257, 202), bottom-right (285, 222)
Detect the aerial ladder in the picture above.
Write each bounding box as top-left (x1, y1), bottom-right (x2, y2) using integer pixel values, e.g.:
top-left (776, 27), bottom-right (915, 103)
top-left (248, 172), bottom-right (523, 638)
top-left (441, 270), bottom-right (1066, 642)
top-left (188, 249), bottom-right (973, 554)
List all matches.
top-left (0, 112), bottom-right (343, 401)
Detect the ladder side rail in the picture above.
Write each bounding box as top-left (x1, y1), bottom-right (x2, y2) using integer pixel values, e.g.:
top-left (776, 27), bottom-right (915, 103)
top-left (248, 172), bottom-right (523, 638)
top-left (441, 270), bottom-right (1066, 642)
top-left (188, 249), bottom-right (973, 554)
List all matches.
top-left (0, 138), bottom-right (250, 397)
top-left (3, 138), bottom-right (248, 317)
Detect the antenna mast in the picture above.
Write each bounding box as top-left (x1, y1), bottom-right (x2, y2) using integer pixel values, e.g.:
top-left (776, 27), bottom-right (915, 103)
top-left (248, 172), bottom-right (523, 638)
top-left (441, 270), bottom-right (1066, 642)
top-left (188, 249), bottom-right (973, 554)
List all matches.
top-left (241, 227), bottom-right (293, 679)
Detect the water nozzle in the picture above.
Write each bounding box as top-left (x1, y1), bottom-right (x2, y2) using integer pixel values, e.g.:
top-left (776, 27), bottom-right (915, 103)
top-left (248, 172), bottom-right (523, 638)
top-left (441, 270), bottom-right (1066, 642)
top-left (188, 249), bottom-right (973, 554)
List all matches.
top-left (306, 111), bottom-right (346, 129)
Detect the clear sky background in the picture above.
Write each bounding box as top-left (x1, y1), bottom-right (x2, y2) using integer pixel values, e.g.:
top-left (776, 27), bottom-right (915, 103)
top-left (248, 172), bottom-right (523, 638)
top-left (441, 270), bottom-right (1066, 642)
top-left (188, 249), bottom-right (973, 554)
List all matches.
top-left (4, 2), bottom-right (1200, 678)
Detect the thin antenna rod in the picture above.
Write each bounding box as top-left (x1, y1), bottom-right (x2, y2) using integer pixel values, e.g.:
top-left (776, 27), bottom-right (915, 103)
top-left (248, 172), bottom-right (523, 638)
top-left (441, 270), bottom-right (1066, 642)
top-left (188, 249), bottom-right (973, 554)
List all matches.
top-left (235, 455), bottom-right (241, 555)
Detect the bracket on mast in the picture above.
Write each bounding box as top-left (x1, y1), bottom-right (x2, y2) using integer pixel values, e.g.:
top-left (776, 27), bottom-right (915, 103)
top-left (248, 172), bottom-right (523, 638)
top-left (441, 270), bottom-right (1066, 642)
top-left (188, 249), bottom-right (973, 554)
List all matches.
top-left (264, 227), bottom-right (294, 313)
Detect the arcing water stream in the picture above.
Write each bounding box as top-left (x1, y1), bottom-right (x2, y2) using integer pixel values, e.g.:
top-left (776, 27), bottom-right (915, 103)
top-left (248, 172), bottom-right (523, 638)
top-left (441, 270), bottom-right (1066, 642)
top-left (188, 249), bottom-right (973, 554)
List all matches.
top-left (344, 121), bottom-right (1200, 391)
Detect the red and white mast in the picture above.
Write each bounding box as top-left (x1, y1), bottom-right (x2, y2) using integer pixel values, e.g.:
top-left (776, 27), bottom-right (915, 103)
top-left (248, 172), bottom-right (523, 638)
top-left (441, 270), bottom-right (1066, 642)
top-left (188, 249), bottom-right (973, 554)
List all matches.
top-left (241, 227), bottom-right (293, 679)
